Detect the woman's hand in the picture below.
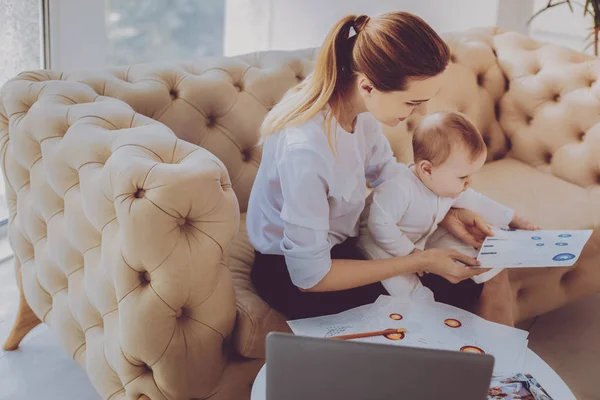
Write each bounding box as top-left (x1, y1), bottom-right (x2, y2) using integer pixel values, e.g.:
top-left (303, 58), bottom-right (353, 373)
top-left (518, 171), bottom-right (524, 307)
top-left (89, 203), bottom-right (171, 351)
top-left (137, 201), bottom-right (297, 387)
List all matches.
top-left (509, 214), bottom-right (539, 231)
top-left (440, 208), bottom-right (493, 250)
top-left (413, 248), bottom-right (487, 284)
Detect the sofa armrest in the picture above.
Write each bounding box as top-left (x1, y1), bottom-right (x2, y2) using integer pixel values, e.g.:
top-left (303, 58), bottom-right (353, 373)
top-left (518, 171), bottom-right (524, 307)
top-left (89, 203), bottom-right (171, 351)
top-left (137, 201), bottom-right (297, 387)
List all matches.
top-left (0, 73), bottom-right (240, 399)
top-left (228, 213), bottom-right (291, 359)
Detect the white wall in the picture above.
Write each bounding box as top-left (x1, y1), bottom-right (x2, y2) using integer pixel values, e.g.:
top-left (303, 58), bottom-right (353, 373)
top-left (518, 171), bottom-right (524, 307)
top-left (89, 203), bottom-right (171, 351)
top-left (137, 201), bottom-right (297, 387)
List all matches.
top-left (224, 0), bottom-right (534, 56)
top-left (270, 0), bottom-right (495, 51)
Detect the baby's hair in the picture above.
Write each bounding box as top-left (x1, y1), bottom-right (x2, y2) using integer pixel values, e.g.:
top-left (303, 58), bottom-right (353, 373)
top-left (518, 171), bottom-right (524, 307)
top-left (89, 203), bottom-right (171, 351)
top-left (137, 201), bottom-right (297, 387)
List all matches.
top-left (412, 111), bottom-right (486, 166)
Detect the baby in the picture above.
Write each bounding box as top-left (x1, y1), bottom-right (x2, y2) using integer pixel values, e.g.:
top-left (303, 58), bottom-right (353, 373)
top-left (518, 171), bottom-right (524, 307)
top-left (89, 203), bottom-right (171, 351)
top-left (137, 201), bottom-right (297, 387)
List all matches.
top-left (358, 111), bottom-right (537, 298)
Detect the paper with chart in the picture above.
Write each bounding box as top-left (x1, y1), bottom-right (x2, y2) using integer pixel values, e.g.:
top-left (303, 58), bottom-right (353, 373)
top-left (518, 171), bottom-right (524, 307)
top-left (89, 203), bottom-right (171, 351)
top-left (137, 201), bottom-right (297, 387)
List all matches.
top-left (287, 295), bottom-right (529, 373)
top-left (476, 228), bottom-right (593, 268)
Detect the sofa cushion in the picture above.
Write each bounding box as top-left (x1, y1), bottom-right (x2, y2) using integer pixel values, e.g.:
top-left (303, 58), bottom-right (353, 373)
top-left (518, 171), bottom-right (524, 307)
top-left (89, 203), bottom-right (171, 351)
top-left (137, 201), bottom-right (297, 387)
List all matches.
top-left (472, 158), bottom-right (599, 229)
top-left (228, 213), bottom-right (290, 359)
top-left (472, 158), bottom-right (600, 321)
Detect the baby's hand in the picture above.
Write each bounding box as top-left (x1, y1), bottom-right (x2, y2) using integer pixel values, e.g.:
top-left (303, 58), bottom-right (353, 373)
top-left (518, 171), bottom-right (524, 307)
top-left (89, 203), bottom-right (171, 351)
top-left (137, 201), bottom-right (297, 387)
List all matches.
top-left (509, 214), bottom-right (539, 231)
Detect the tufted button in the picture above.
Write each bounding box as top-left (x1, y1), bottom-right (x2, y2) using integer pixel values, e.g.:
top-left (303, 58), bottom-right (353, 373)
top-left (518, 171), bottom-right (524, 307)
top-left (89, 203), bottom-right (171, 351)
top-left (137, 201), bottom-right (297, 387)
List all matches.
top-left (526, 115), bottom-right (533, 125)
top-left (560, 271), bottom-right (573, 284)
top-left (139, 271), bottom-right (151, 285)
top-left (552, 93), bottom-right (560, 102)
top-left (476, 73), bottom-right (485, 86)
top-left (517, 288), bottom-right (526, 299)
top-left (450, 54), bottom-right (457, 63)
top-left (589, 79), bottom-right (596, 88)
top-left (482, 134), bottom-right (491, 146)
top-left (544, 152), bottom-right (553, 164)
top-left (206, 115), bottom-right (216, 127)
top-left (295, 74), bottom-right (305, 81)
top-left (177, 218), bottom-right (187, 226)
top-left (143, 363), bottom-right (152, 373)
top-left (494, 102), bottom-right (500, 120)
top-left (233, 83), bottom-right (243, 92)
top-left (169, 89), bottom-right (178, 100)
top-left (241, 150), bottom-right (251, 162)
top-left (134, 188), bottom-right (145, 199)
top-left (175, 308), bottom-right (183, 318)
top-left (578, 131), bottom-right (586, 141)
top-left (531, 65), bottom-right (541, 75)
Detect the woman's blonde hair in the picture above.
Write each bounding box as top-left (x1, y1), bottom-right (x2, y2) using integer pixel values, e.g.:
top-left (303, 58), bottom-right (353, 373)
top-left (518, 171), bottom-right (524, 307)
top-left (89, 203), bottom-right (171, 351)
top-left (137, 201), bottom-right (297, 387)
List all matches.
top-left (260, 12), bottom-right (450, 151)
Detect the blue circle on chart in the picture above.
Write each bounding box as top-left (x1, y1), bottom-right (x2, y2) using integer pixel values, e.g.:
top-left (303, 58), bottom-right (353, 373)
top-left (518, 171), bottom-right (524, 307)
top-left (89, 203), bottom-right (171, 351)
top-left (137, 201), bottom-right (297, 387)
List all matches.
top-left (555, 242), bottom-right (568, 246)
top-left (531, 236), bottom-right (542, 240)
top-left (536, 243), bottom-right (545, 247)
top-left (553, 253), bottom-right (576, 262)
top-left (558, 234), bottom-right (572, 238)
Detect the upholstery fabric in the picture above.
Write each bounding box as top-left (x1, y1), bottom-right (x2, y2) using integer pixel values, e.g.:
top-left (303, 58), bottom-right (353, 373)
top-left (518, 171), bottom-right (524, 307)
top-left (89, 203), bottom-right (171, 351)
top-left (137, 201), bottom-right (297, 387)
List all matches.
top-left (1, 27), bottom-right (599, 399)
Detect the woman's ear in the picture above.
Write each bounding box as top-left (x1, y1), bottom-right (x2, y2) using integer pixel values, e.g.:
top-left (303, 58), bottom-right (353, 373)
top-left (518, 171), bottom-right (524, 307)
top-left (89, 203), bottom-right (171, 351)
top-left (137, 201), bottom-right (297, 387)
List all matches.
top-left (357, 75), bottom-right (374, 97)
top-left (417, 160), bottom-right (434, 176)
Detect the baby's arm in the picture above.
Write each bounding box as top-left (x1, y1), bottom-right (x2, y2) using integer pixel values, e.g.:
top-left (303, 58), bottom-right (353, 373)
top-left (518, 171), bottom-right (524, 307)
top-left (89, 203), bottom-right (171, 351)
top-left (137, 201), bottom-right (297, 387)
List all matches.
top-left (453, 189), bottom-right (538, 230)
top-left (367, 181), bottom-right (416, 256)
top-left (452, 189), bottom-right (514, 228)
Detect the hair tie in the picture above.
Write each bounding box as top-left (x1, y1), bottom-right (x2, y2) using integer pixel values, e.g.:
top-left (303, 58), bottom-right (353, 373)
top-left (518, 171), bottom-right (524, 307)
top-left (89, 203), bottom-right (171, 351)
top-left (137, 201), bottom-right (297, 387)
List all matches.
top-left (353, 15), bottom-right (370, 34)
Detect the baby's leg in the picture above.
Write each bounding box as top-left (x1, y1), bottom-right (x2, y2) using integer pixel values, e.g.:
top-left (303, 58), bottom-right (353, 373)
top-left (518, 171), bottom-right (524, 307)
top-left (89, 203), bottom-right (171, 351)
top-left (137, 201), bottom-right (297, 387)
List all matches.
top-left (356, 229), bottom-right (422, 300)
top-left (427, 228), bottom-right (514, 326)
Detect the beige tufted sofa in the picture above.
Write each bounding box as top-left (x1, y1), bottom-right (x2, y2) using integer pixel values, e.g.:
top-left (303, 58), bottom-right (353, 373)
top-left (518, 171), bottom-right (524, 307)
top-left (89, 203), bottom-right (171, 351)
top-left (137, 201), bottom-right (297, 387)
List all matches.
top-left (1, 27), bottom-right (599, 400)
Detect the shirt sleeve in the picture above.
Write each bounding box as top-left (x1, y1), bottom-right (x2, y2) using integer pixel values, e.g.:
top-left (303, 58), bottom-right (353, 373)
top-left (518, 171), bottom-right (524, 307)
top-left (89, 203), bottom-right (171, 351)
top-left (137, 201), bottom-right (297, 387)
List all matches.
top-left (363, 118), bottom-right (403, 188)
top-left (452, 189), bottom-right (515, 228)
top-left (278, 145), bottom-right (332, 289)
top-left (367, 180), bottom-right (415, 256)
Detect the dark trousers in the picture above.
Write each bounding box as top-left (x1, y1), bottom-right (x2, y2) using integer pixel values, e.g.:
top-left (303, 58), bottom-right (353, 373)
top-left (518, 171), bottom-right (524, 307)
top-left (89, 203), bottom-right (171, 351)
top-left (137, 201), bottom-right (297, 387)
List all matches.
top-left (251, 239), bottom-right (388, 319)
top-left (251, 240), bottom-right (484, 319)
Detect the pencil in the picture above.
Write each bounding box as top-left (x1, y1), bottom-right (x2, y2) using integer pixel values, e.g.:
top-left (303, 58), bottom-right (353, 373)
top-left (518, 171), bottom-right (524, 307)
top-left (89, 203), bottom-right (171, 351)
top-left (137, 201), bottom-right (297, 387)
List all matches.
top-left (331, 328), bottom-right (407, 340)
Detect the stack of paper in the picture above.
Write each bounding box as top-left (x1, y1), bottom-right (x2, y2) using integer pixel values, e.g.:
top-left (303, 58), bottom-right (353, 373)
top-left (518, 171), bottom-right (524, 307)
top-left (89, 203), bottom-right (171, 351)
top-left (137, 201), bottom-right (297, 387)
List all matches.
top-left (287, 295), bottom-right (529, 374)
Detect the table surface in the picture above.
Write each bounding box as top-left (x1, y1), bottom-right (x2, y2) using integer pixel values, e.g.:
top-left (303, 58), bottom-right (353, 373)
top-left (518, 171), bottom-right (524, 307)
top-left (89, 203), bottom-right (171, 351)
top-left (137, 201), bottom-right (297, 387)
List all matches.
top-left (251, 348), bottom-right (575, 400)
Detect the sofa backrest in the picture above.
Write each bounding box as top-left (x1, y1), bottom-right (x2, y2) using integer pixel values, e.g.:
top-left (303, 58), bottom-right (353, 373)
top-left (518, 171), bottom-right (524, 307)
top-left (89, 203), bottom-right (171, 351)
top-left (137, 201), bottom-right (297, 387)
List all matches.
top-left (4, 27), bottom-right (598, 209)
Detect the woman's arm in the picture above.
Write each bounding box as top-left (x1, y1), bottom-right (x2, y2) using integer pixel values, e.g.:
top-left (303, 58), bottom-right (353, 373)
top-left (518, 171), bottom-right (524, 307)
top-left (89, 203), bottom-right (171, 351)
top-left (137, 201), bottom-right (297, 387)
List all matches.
top-left (305, 247), bottom-right (484, 292)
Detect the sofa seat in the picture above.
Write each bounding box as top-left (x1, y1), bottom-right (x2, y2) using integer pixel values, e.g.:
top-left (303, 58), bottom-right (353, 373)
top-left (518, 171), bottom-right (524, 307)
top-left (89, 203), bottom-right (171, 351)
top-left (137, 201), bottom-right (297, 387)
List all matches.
top-left (472, 158), bottom-right (600, 321)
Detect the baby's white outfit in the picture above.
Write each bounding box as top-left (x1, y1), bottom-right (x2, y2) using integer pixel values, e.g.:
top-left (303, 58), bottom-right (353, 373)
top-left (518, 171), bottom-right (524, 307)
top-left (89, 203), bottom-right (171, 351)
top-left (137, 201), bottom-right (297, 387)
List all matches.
top-left (357, 163), bottom-right (515, 297)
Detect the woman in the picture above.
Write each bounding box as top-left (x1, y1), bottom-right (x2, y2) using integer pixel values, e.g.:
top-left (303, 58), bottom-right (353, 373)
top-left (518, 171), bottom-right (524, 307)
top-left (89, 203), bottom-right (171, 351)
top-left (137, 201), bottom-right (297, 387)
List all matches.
top-left (247, 12), bottom-right (510, 322)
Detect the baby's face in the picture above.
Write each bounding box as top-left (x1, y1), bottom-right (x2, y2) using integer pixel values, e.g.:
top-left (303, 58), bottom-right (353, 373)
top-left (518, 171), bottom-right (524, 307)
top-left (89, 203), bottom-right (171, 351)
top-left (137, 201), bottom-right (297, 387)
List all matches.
top-left (425, 147), bottom-right (486, 198)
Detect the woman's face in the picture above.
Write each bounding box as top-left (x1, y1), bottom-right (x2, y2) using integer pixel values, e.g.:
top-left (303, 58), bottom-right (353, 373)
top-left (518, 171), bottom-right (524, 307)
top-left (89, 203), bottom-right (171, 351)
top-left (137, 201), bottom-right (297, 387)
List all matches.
top-left (358, 73), bottom-right (445, 127)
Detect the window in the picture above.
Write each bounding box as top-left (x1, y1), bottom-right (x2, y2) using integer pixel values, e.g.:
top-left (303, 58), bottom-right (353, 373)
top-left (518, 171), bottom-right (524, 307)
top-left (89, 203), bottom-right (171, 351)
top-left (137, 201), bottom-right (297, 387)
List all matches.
top-left (105, 0), bottom-right (226, 65)
top-left (0, 0), bottom-right (44, 224)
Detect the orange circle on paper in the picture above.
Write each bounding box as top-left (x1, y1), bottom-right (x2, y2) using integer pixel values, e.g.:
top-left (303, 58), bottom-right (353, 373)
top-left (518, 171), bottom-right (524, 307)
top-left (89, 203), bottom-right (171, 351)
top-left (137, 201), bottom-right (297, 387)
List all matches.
top-left (389, 313), bottom-right (403, 321)
top-left (444, 318), bottom-right (462, 328)
top-left (460, 346), bottom-right (485, 354)
top-left (384, 332), bottom-right (406, 341)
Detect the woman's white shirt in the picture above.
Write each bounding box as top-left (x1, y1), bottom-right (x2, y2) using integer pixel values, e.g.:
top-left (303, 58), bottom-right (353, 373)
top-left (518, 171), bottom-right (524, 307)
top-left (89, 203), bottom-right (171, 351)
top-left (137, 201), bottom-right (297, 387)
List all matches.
top-left (246, 111), bottom-right (401, 289)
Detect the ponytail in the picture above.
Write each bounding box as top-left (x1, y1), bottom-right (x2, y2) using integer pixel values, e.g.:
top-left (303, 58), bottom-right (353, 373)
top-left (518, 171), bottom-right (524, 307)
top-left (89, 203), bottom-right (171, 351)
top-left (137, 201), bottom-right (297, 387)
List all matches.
top-left (260, 14), bottom-right (361, 152)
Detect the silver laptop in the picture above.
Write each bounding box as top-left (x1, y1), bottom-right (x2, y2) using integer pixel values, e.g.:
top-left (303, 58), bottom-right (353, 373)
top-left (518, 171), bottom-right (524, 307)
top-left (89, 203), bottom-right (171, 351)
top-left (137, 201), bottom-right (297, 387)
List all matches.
top-left (266, 332), bottom-right (494, 400)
